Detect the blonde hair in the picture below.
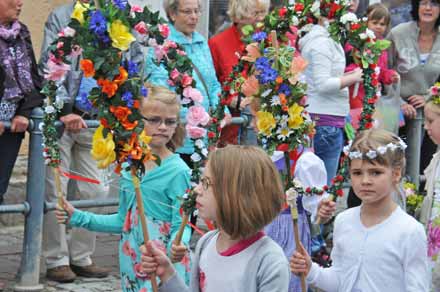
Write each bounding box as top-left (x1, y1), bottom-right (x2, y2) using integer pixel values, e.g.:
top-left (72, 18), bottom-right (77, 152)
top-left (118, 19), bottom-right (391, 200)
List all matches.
top-left (367, 3), bottom-right (391, 27)
top-left (425, 100), bottom-right (440, 116)
top-left (227, 0), bottom-right (270, 22)
top-left (208, 145), bottom-right (284, 240)
top-left (163, 0), bottom-right (201, 22)
top-left (141, 85), bottom-right (185, 151)
top-left (349, 129), bottom-right (406, 176)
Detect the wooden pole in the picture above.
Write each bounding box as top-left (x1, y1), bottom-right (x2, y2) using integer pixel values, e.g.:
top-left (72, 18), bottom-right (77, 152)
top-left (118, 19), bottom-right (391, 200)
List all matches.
top-left (290, 205), bottom-right (307, 292)
top-left (173, 215), bottom-right (189, 246)
top-left (53, 167), bottom-right (64, 208)
top-left (132, 169), bottom-right (159, 292)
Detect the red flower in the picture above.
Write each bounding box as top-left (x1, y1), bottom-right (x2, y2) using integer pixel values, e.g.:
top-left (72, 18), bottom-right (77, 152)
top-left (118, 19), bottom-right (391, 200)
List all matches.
top-left (370, 64), bottom-right (377, 70)
top-left (371, 78), bottom-right (379, 86)
top-left (211, 117), bottom-right (218, 123)
top-left (350, 23), bottom-right (361, 30)
top-left (323, 185), bottom-right (329, 191)
top-left (305, 187), bottom-right (312, 193)
top-left (367, 98), bottom-right (376, 104)
top-left (336, 189), bottom-right (344, 197)
top-left (365, 122), bottom-right (373, 129)
top-left (208, 131), bottom-right (216, 139)
top-left (276, 143), bottom-right (289, 152)
top-left (336, 175), bottom-right (344, 182)
top-left (279, 6), bottom-right (288, 17)
top-left (80, 59), bottom-right (95, 78)
top-left (100, 118), bottom-right (110, 128)
top-left (294, 3), bottom-right (304, 11)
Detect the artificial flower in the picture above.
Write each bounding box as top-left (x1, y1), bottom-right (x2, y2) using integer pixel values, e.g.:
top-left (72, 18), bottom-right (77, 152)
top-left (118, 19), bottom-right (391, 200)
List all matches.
top-left (187, 106), bottom-right (210, 126)
top-left (98, 79), bottom-right (118, 97)
top-left (91, 125), bottom-right (116, 168)
top-left (114, 66), bottom-right (128, 85)
top-left (80, 59), bottom-right (95, 78)
top-left (108, 20), bottom-right (135, 51)
top-left (287, 103), bottom-right (304, 129)
top-left (45, 57), bottom-right (70, 81)
top-left (71, 1), bottom-right (89, 24)
top-left (256, 111), bottom-right (276, 136)
top-left (241, 43), bottom-right (261, 63)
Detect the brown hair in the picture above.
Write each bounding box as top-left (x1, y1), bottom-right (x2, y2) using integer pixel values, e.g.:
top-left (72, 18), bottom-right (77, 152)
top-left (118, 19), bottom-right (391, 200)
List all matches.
top-left (366, 3), bottom-right (391, 27)
top-left (207, 145), bottom-right (284, 240)
top-left (349, 129), bottom-right (406, 177)
top-left (141, 84), bottom-right (185, 151)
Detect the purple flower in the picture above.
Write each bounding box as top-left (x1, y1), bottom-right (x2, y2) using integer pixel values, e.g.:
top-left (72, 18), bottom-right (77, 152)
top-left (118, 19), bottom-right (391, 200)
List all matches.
top-left (258, 68), bottom-right (278, 84)
top-left (113, 0), bottom-right (128, 10)
top-left (75, 92), bottom-right (93, 112)
top-left (428, 222), bottom-right (440, 258)
top-left (252, 31), bottom-right (267, 42)
top-left (89, 11), bottom-right (107, 36)
top-left (278, 83), bottom-right (291, 96)
top-left (122, 91), bottom-right (134, 108)
top-left (127, 61), bottom-right (138, 77)
top-left (255, 57), bottom-right (271, 71)
top-left (141, 86), bottom-right (148, 97)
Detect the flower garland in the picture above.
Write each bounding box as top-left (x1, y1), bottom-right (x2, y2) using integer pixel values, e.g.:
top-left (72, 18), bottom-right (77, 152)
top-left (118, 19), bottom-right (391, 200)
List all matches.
top-left (429, 82), bottom-right (440, 104)
top-left (403, 181), bottom-right (424, 217)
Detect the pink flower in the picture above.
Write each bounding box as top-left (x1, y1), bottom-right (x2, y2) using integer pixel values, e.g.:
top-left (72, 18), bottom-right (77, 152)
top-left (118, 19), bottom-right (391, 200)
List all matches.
top-left (56, 41), bottom-right (64, 49)
top-left (123, 210), bottom-right (132, 232)
top-left (299, 95), bottom-right (308, 106)
top-left (164, 40), bottom-right (177, 49)
top-left (130, 5), bottom-right (143, 13)
top-left (44, 54), bottom-right (70, 81)
top-left (63, 27), bottom-right (76, 37)
top-left (134, 21), bottom-right (148, 35)
top-left (134, 263), bottom-right (150, 280)
top-left (159, 222), bottom-right (171, 235)
top-left (130, 248), bottom-right (137, 261)
top-left (167, 79), bottom-right (176, 87)
top-left (69, 45), bottom-right (83, 58)
top-left (158, 24), bottom-right (170, 38)
top-left (183, 87), bottom-right (203, 103)
top-left (428, 222), bottom-right (440, 258)
top-left (122, 240), bottom-right (131, 256)
top-left (187, 106), bottom-right (210, 126)
top-left (432, 86), bottom-right (439, 96)
top-left (154, 45), bottom-right (166, 62)
top-left (186, 125), bottom-right (207, 139)
top-left (170, 68), bottom-right (180, 80)
top-left (176, 49), bottom-right (186, 56)
top-left (181, 73), bottom-right (193, 87)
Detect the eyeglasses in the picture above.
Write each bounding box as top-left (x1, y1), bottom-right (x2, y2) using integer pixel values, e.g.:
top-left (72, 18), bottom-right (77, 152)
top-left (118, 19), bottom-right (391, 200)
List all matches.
top-left (178, 8), bottom-right (202, 16)
top-left (141, 115), bottom-right (178, 127)
top-left (420, 0), bottom-right (440, 7)
top-left (200, 176), bottom-right (212, 190)
top-left (252, 10), bottom-right (267, 18)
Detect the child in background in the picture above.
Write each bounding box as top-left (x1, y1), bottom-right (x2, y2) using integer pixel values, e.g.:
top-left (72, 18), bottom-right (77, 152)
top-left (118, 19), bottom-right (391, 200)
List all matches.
top-left (56, 85), bottom-right (192, 292)
top-left (141, 145), bottom-right (290, 291)
top-left (291, 128), bottom-right (429, 291)
top-left (347, 3), bottom-right (400, 129)
top-left (420, 95), bottom-right (440, 290)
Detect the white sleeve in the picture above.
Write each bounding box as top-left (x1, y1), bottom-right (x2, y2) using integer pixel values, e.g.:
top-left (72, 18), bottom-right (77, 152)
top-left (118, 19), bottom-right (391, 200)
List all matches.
top-left (309, 43), bottom-right (342, 94)
top-left (306, 215), bottom-right (343, 291)
top-left (295, 152), bottom-right (329, 221)
top-left (403, 223), bottom-right (430, 292)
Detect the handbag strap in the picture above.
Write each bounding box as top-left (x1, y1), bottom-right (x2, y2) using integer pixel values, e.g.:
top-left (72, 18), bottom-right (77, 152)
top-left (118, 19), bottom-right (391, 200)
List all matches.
top-left (190, 61), bottom-right (211, 103)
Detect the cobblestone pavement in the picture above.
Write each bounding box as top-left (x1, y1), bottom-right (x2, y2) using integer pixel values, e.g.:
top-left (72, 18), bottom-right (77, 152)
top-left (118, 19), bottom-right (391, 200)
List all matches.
top-left (0, 226), bottom-right (122, 292)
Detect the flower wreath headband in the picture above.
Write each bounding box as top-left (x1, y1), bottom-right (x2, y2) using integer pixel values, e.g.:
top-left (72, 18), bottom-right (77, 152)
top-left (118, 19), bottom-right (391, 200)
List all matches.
top-left (343, 138), bottom-right (407, 160)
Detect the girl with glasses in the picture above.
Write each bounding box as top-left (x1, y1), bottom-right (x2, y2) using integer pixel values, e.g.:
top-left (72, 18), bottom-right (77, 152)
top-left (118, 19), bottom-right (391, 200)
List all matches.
top-left (56, 85), bottom-right (192, 292)
top-left (140, 145), bottom-right (290, 291)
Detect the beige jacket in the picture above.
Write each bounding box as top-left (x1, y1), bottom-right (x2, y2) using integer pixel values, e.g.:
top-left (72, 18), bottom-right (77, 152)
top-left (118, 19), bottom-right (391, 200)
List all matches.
top-left (420, 151), bottom-right (440, 228)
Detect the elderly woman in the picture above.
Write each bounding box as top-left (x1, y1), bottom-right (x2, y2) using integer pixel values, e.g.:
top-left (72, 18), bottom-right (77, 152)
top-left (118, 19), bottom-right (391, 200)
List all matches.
top-left (388, 0), bottom-right (440, 184)
top-left (0, 0), bottom-right (43, 207)
top-left (145, 0), bottom-right (221, 167)
top-left (208, 0), bottom-right (270, 146)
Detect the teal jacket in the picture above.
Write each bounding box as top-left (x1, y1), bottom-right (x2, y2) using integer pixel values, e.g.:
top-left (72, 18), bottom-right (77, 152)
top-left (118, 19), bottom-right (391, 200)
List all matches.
top-left (145, 24), bottom-right (221, 154)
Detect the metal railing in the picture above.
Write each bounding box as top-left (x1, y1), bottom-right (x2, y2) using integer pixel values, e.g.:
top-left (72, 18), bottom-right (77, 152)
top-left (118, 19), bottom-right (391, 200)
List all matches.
top-left (0, 107), bottom-right (249, 291)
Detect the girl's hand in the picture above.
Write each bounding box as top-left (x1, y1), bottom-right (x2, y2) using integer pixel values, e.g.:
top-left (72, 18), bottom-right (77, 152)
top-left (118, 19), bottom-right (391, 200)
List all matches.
top-left (341, 68), bottom-right (363, 88)
top-left (55, 196), bottom-right (75, 225)
top-left (317, 199), bottom-right (336, 224)
top-left (11, 115), bottom-right (29, 133)
top-left (170, 242), bottom-right (187, 263)
top-left (140, 241), bottom-right (175, 283)
top-left (407, 95), bottom-right (425, 109)
top-left (401, 103), bottom-right (417, 119)
top-left (391, 71), bottom-right (400, 84)
top-left (290, 242), bottom-right (312, 276)
top-left (239, 97), bottom-right (253, 110)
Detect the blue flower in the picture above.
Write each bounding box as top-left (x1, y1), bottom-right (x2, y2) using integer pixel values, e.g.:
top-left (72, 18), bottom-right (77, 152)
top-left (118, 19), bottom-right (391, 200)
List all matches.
top-left (255, 57), bottom-right (271, 71)
top-left (89, 11), bottom-right (107, 36)
top-left (113, 0), bottom-right (128, 9)
top-left (141, 86), bottom-right (148, 97)
top-left (127, 61), bottom-right (138, 77)
top-left (258, 68), bottom-right (278, 84)
top-left (122, 91), bottom-right (134, 108)
top-left (278, 83), bottom-right (291, 96)
top-left (76, 92), bottom-right (93, 112)
top-left (252, 31), bottom-right (267, 42)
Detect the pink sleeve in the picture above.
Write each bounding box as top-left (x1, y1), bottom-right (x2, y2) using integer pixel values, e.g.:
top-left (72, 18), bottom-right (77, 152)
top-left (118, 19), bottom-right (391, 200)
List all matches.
top-left (378, 50), bottom-right (395, 85)
top-left (345, 63), bottom-right (359, 73)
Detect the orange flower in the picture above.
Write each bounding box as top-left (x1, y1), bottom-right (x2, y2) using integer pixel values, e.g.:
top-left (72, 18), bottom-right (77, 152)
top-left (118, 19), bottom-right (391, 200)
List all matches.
top-left (132, 100), bottom-right (140, 109)
top-left (279, 93), bottom-right (287, 105)
top-left (276, 76), bottom-right (283, 84)
top-left (289, 56), bottom-right (308, 84)
top-left (80, 59), bottom-right (95, 78)
top-left (241, 75), bottom-right (259, 97)
top-left (98, 78), bottom-right (118, 97)
top-left (121, 119), bottom-right (138, 130)
top-left (282, 105), bottom-right (289, 112)
top-left (113, 66), bottom-right (128, 85)
top-left (110, 105), bottom-right (131, 121)
top-left (241, 43), bottom-right (261, 63)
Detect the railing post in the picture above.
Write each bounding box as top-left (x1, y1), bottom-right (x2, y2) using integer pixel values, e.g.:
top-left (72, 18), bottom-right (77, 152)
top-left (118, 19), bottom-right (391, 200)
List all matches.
top-left (14, 107), bottom-right (45, 292)
top-left (406, 107), bottom-right (423, 189)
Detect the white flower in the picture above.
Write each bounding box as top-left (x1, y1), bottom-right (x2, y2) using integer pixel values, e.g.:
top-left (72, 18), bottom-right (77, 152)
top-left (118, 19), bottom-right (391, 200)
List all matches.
top-left (359, 33), bottom-right (367, 40)
top-left (349, 151), bottom-right (362, 160)
top-left (377, 146), bottom-right (388, 155)
top-left (55, 97), bottom-right (64, 109)
top-left (343, 140), bottom-right (353, 155)
top-left (195, 139), bottom-right (204, 149)
top-left (201, 148), bottom-right (209, 157)
top-left (191, 153), bottom-right (202, 162)
top-left (291, 16), bottom-right (299, 26)
top-left (311, 1), bottom-right (320, 14)
top-left (147, 38), bottom-right (158, 47)
top-left (45, 105), bottom-right (55, 114)
top-left (63, 27), bottom-right (76, 37)
top-left (366, 150), bottom-right (377, 159)
top-left (387, 143), bottom-right (398, 151)
top-left (277, 127), bottom-right (292, 141)
top-left (193, 209), bottom-right (199, 216)
top-left (292, 178), bottom-right (303, 189)
top-left (271, 95), bottom-right (281, 106)
top-left (340, 12), bottom-right (358, 24)
top-left (365, 28), bottom-right (376, 40)
top-left (44, 158), bottom-right (51, 165)
top-left (261, 89), bottom-right (272, 98)
top-left (398, 139), bottom-right (407, 150)
top-left (182, 193), bottom-right (189, 199)
top-left (286, 187), bottom-right (298, 207)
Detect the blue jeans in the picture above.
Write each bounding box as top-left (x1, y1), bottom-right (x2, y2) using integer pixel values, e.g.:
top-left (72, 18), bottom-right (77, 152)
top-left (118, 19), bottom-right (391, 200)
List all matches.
top-left (313, 126), bottom-right (344, 184)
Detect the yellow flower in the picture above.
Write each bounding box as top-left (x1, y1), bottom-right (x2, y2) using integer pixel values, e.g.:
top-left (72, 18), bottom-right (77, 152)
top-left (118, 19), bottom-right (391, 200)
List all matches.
top-left (91, 125), bottom-right (116, 168)
top-left (256, 111), bottom-right (276, 136)
top-left (139, 130), bottom-right (152, 146)
top-left (288, 103), bottom-right (304, 129)
top-left (108, 20), bottom-right (135, 51)
top-left (71, 1), bottom-right (90, 24)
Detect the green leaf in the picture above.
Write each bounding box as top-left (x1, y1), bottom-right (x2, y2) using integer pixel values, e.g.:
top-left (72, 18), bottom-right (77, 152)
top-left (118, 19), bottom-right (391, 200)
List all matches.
top-left (375, 39), bottom-right (390, 51)
top-left (241, 24), bottom-right (254, 36)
